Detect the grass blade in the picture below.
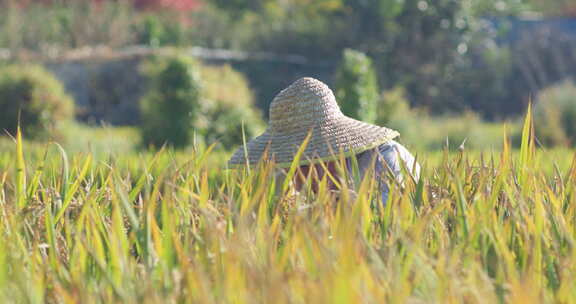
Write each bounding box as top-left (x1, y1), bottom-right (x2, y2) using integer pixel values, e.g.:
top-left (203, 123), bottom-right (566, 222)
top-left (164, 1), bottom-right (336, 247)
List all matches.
top-left (15, 126), bottom-right (26, 209)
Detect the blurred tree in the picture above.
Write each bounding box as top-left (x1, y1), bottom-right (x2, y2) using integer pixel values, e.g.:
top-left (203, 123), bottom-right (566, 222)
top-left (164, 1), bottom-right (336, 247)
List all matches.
top-left (138, 15), bottom-right (164, 47)
top-left (336, 0), bottom-right (530, 117)
top-left (199, 64), bottom-right (265, 147)
top-left (335, 49), bottom-right (379, 123)
top-left (140, 56), bottom-right (264, 149)
top-left (527, 0), bottom-right (576, 16)
top-left (0, 64), bottom-right (75, 139)
top-left (205, 0), bottom-right (533, 118)
top-left (533, 81), bottom-right (576, 147)
top-left (447, 45), bottom-right (515, 119)
top-left (377, 86), bottom-right (410, 125)
top-left (136, 14), bottom-right (185, 47)
top-left (139, 55), bottom-right (201, 149)
top-left (3, 0), bottom-right (566, 121)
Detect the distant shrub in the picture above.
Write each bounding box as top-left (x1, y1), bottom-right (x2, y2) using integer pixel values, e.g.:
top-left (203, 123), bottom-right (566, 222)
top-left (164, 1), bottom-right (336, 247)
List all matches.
top-left (335, 49), bottom-right (379, 123)
top-left (137, 16), bottom-right (165, 47)
top-left (199, 64), bottom-right (265, 147)
top-left (136, 15), bottom-right (185, 47)
top-left (140, 56), bottom-right (263, 150)
top-left (139, 54), bottom-right (201, 149)
top-left (0, 64), bottom-right (74, 139)
top-left (376, 86), bottom-right (411, 126)
top-left (201, 64), bottom-right (255, 110)
top-left (534, 81), bottom-right (576, 147)
top-left (533, 104), bottom-right (568, 147)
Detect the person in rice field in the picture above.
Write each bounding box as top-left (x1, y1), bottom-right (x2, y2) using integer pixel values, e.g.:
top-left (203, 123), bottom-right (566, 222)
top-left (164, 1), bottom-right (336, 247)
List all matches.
top-left (228, 77), bottom-right (420, 204)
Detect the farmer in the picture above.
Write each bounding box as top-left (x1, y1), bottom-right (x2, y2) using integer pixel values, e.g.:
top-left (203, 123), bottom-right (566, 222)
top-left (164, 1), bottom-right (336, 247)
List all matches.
top-left (228, 77), bottom-right (420, 204)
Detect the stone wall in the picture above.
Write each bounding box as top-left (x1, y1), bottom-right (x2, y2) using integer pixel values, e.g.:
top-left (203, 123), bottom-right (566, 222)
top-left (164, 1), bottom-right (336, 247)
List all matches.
top-left (46, 56), bottom-right (146, 125)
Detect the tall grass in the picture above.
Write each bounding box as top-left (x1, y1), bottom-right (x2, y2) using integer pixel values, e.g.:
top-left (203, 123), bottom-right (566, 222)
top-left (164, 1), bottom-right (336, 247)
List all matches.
top-left (0, 112), bottom-right (576, 303)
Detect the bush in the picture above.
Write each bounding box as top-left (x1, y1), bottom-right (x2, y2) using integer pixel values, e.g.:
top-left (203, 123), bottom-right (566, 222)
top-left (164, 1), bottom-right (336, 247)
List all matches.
top-left (0, 64), bottom-right (75, 139)
top-left (139, 56), bottom-right (264, 150)
top-left (534, 81), bottom-right (576, 147)
top-left (139, 54), bottom-right (201, 149)
top-left (200, 64), bottom-right (256, 110)
top-left (136, 14), bottom-right (185, 47)
top-left (199, 64), bottom-right (264, 148)
top-left (335, 49), bottom-right (379, 123)
top-left (376, 86), bottom-right (410, 126)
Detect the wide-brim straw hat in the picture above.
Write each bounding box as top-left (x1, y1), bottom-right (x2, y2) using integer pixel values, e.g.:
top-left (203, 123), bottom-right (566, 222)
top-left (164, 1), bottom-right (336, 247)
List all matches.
top-left (228, 77), bottom-right (399, 167)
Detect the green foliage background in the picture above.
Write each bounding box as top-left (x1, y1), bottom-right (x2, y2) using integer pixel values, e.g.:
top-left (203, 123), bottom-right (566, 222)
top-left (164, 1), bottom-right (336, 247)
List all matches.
top-left (2, 0), bottom-right (574, 120)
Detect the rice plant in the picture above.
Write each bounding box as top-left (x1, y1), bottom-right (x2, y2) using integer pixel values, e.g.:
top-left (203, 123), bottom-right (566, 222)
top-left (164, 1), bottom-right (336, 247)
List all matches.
top-left (0, 111), bottom-right (575, 303)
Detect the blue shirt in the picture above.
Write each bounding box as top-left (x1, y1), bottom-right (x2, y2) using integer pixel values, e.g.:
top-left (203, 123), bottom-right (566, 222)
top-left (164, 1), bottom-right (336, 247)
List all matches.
top-left (350, 140), bottom-right (420, 204)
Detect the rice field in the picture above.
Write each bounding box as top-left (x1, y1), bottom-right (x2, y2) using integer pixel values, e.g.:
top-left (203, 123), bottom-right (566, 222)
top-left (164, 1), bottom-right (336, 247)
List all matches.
top-left (1, 114), bottom-right (576, 303)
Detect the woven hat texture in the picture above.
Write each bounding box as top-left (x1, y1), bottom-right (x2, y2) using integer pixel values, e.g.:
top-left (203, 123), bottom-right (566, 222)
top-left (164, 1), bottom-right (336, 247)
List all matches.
top-left (228, 77), bottom-right (399, 167)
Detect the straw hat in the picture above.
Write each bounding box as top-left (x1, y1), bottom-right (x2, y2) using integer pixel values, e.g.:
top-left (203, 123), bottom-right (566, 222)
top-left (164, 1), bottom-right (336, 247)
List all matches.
top-left (228, 77), bottom-right (399, 167)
